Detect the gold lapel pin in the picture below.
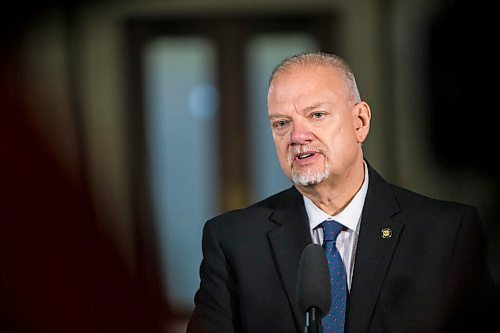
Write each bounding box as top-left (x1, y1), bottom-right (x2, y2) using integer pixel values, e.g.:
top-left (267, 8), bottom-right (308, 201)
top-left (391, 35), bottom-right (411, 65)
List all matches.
top-left (381, 228), bottom-right (392, 239)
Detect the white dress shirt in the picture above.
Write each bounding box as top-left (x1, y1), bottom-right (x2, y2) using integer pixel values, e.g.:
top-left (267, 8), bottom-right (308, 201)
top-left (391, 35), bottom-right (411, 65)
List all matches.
top-left (303, 162), bottom-right (369, 291)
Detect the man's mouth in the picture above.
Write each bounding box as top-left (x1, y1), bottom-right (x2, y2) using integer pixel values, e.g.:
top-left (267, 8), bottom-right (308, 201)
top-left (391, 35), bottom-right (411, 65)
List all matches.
top-left (293, 151), bottom-right (322, 164)
top-left (288, 146), bottom-right (325, 165)
top-left (297, 152), bottom-right (315, 160)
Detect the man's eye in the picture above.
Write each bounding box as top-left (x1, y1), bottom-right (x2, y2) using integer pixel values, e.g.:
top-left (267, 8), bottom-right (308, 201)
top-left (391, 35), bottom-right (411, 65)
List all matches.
top-left (273, 120), bottom-right (288, 129)
top-left (311, 112), bottom-right (325, 119)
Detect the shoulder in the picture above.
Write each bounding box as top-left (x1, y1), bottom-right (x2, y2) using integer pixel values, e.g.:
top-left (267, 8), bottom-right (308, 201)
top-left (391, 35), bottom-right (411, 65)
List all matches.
top-left (365, 161), bottom-right (481, 234)
top-left (390, 183), bottom-right (479, 221)
top-left (383, 182), bottom-right (484, 246)
top-left (366, 161), bottom-right (478, 220)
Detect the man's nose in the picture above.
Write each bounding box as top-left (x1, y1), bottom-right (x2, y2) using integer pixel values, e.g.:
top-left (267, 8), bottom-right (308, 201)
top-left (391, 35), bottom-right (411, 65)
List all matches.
top-left (290, 121), bottom-right (313, 144)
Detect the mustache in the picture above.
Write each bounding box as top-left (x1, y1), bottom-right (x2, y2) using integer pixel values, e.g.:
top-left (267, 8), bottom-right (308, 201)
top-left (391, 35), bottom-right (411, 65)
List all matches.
top-left (287, 145), bottom-right (326, 164)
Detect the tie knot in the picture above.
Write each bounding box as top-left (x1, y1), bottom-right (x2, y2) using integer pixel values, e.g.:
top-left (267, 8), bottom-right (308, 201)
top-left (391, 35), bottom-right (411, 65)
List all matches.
top-left (321, 220), bottom-right (343, 241)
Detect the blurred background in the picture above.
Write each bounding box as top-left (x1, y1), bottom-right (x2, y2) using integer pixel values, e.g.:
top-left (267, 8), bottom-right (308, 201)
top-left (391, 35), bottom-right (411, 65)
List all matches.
top-left (1, 0), bottom-right (498, 332)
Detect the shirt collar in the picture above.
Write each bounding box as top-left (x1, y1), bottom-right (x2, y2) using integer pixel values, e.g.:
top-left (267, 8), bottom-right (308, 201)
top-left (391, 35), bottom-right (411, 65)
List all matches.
top-left (303, 160), bottom-right (369, 233)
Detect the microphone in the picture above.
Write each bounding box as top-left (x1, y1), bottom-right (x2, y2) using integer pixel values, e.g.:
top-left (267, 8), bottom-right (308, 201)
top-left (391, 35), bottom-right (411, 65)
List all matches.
top-left (296, 243), bottom-right (331, 333)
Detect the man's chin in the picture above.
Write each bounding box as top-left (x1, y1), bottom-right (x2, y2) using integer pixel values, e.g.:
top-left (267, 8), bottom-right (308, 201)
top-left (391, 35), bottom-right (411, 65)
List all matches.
top-left (291, 171), bottom-right (328, 187)
top-left (294, 180), bottom-right (321, 187)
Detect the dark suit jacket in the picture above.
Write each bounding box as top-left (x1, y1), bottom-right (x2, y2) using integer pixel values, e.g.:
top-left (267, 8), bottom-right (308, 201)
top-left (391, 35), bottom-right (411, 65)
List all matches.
top-left (187, 164), bottom-right (494, 332)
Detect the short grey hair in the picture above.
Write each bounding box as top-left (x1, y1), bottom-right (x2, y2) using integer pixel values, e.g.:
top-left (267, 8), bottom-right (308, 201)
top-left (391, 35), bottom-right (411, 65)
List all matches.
top-left (269, 52), bottom-right (361, 103)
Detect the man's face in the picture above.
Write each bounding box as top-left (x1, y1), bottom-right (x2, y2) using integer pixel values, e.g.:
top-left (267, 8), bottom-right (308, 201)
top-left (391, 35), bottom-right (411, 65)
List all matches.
top-left (267, 65), bottom-right (366, 187)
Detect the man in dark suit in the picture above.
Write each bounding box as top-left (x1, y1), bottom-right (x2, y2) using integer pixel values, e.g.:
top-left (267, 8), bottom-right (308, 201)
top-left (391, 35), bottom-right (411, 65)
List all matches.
top-left (187, 52), bottom-right (495, 332)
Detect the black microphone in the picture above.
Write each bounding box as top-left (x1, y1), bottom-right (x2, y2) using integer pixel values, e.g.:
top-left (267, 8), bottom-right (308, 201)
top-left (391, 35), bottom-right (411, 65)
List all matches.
top-left (296, 243), bottom-right (331, 333)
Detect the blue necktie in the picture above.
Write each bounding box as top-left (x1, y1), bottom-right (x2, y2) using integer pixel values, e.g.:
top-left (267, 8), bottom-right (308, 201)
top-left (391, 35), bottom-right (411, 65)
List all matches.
top-left (320, 220), bottom-right (347, 333)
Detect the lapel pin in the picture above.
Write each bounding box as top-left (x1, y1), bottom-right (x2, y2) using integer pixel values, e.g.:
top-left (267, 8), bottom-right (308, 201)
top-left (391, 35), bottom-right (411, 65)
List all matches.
top-left (381, 227), bottom-right (392, 239)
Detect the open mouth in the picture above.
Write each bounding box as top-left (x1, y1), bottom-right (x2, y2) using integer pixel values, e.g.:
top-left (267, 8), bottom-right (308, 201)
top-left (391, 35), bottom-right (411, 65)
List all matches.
top-left (288, 146), bottom-right (324, 165)
top-left (297, 153), bottom-right (315, 160)
top-left (293, 151), bottom-right (321, 164)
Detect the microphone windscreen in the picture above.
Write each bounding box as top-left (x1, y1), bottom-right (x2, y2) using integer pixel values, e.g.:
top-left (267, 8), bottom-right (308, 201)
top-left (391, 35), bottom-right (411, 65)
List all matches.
top-left (296, 243), bottom-right (331, 316)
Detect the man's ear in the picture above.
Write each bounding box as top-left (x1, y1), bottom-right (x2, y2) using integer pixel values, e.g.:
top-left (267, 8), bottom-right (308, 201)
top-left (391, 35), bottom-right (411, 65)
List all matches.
top-left (353, 101), bottom-right (371, 143)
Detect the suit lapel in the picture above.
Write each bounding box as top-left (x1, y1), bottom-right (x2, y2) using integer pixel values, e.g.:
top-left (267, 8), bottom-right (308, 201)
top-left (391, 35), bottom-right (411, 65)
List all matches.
top-left (345, 165), bottom-right (405, 332)
top-left (267, 188), bottom-right (311, 332)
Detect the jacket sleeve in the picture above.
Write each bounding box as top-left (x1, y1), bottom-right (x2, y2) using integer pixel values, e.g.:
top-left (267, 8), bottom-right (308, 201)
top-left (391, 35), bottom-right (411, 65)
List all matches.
top-left (443, 206), bottom-right (496, 331)
top-left (187, 219), bottom-right (240, 333)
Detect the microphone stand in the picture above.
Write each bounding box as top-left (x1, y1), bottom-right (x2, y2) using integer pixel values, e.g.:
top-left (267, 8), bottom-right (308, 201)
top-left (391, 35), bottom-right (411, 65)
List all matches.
top-left (304, 307), bottom-right (322, 333)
